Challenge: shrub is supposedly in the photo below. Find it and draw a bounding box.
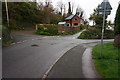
[78,27,114,39]
[45,24,58,35]
[80,24,86,30]
[37,24,44,31]
[36,24,58,35]
[104,30,114,39]
[2,25,13,46]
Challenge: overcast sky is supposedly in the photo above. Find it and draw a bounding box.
[38,0,119,23]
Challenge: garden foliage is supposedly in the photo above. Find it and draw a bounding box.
[36,24,58,36]
[78,27,114,39]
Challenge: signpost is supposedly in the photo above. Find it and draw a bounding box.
[98,0,112,57]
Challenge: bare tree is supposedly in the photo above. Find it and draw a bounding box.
[45,0,52,7]
[63,5,66,15]
[57,0,64,15]
[71,2,75,14]
[68,2,72,15]
[76,6,84,18]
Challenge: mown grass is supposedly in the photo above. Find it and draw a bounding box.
[92,42,119,78]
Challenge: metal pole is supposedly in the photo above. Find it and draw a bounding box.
[100,1,107,57]
[5,0,9,27]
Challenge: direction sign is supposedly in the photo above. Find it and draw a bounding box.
[99,10,111,15]
[98,0,112,15]
[99,0,112,10]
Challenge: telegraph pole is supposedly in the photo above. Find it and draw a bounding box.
[5,0,9,27]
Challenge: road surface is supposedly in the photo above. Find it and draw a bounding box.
[3,31,113,78]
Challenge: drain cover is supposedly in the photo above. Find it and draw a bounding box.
[38,39,42,40]
[31,44,39,47]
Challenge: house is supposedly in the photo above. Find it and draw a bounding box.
[58,22,66,26]
[80,18,84,25]
[58,14,83,33]
[106,25,114,31]
[64,15,81,27]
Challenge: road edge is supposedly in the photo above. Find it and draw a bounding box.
[82,47,101,78]
[42,44,78,79]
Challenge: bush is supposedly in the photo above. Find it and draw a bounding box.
[79,24,86,30]
[44,24,58,35]
[104,30,114,39]
[78,27,114,39]
[36,24,58,36]
[2,25,13,46]
[37,24,44,31]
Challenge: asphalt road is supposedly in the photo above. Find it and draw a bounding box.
[46,45,86,78]
[2,31,113,78]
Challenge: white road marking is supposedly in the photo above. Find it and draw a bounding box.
[35,38,38,40]
[11,43,15,45]
[43,36,48,38]
[17,42,22,44]
[22,40,27,42]
[24,40,27,42]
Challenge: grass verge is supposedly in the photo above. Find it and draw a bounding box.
[92,42,119,78]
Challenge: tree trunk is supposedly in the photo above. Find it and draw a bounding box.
[114,34,120,48]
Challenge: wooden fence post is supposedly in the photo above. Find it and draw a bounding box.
[36,24,38,31]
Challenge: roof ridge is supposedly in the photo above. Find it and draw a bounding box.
[65,14,79,20]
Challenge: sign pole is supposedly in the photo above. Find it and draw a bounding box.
[100,1,107,57]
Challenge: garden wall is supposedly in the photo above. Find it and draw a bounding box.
[58,26,80,33]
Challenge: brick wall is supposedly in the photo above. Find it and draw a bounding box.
[64,16,81,27]
[71,16,80,24]
[58,26,80,33]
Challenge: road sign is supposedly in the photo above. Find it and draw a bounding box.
[99,0,112,10]
[99,10,111,15]
[98,0,112,57]
[98,0,112,15]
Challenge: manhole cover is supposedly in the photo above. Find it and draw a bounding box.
[38,39,42,40]
[50,43,56,45]
[31,44,39,47]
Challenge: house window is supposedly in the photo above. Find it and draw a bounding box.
[74,23,78,26]
[74,18,78,21]
[67,24,69,26]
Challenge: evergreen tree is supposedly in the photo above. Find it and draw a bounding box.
[114,4,120,35]
[68,2,72,15]
[114,4,120,48]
